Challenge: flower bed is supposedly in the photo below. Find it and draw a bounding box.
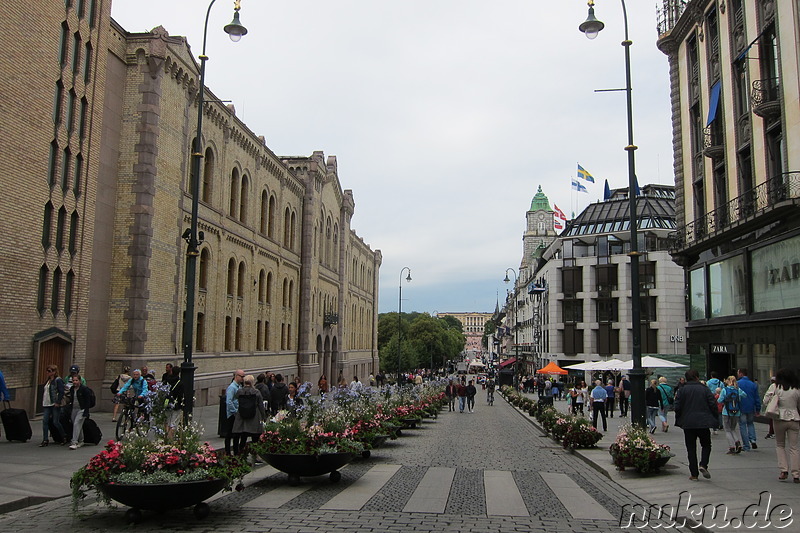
[609,424,673,473]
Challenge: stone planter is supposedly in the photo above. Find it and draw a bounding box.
[261,452,355,485]
[100,479,226,523]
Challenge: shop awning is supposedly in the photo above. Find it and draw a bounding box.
[498,357,517,369]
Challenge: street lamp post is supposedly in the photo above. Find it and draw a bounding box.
[181,0,248,424]
[503,268,519,389]
[397,267,412,383]
[579,0,645,427]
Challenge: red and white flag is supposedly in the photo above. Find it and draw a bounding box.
[553,204,567,230]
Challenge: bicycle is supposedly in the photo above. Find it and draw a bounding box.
[115,396,154,440]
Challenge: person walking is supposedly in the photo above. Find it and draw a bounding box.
[706,371,724,434]
[589,379,608,431]
[269,374,289,415]
[466,380,477,413]
[224,370,245,455]
[645,379,663,434]
[66,374,91,450]
[604,380,616,419]
[619,375,631,417]
[445,380,457,411]
[737,368,761,451]
[762,368,800,482]
[718,376,747,454]
[233,375,266,454]
[575,381,587,415]
[111,366,131,423]
[39,365,66,446]
[457,381,467,413]
[674,369,718,481]
[657,377,674,432]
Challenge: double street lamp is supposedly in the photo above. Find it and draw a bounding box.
[579,0,645,427]
[397,267,412,383]
[503,268,520,388]
[181,0,248,424]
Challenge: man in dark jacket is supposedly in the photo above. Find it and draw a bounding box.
[269,374,289,415]
[674,369,718,481]
[445,380,457,411]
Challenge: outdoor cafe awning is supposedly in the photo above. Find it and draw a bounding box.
[498,357,517,369]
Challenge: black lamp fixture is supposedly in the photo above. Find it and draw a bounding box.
[181,0,248,425]
[578,0,646,428]
[504,268,520,387]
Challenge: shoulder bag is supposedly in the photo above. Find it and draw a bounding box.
[765,387,781,419]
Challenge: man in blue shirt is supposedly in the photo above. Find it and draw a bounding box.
[224,369,245,455]
[737,368,761,451]
[590,379,608,431]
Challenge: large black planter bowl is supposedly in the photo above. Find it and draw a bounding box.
[262,452,355,485]
[100,479,226,523]
[400,417,422,429]
[360,435,390,458]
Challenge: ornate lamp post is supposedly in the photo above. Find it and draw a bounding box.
[503,268,520,388]
[397,267,412,383]
[181,0,248,424]
[579,0,645,427]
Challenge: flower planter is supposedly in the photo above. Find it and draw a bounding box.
[400,417,422,429]
[100,479,226,523]
[359,435,390,458]
[261,452,355,485]
[611,452,675,473]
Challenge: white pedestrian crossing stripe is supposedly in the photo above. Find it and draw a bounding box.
[403,466,456,514]
[483,470,528,516]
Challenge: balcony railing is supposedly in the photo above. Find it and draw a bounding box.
[702,126,724,160]
[657,0,687,37]
[751,77,781,119]
[669,172,800,251]
[323,312,339,326]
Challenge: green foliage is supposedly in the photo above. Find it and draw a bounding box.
[377,312,465,372]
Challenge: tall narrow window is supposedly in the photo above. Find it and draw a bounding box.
[258,270,265,303]
[288,279,294,308]
[224,316,232,351]
[260,191,268,234]
[38,265,49,313]
[78,97,88,139]
[68,211,78,255]
[290,211,296,251]
[284,208,291,247]
[264,321,270,350]
[266,272,273,303]
[88,0,96,28]
[42,202,54,248]
[73,154,83,196]
[202,147,214,203]
[83,42,92,83]
[256,320,263,350]
[77,0,86,18]
[48,141,59,186]
[287,324,291,350]
[51,267,62,314]
[239,175,248,224]
[235,317,242,351]
[71,33,81,75]
[61,147,71,192]
[226,258,236,296]
[65,89,76,133]
[199,248,209,290]
[56,207,67,252]
[196,313,205,352]
[229,168,239,218]
[268,196,276,238]
[64,270,75,315]
[237,262,245,298]
[59,22,69,66]
[53,81,64,125]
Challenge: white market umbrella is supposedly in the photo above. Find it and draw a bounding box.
[563,362,597,370]
[612,356,687,370]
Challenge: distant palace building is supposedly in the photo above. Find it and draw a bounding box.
[436,312,493,354]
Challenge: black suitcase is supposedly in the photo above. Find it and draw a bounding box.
[48,410,72,443]
[1,401,33,442]
[82,417,102,445]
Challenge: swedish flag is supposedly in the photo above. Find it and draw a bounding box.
[577,164,595,183]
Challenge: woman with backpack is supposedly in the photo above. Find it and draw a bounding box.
[233,375,266,455]
[718,375,747,454]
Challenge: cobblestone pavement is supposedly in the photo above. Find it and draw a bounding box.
[0,394,680,532]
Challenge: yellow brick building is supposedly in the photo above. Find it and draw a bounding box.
[0,2,380,415]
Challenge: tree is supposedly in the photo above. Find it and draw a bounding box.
[379,335,417,375]
[482,319,498,352]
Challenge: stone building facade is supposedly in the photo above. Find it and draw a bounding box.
[435,312,493,354]
[657,0,800,384]
[0,2,380,414]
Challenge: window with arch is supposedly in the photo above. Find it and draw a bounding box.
[226,258,236,296]
[280,323,286,350]
[266,271,273,303]
[287,323,291,350]
[282,278,288,307]
[188,137,197,197]
[283,207,291,248]
[229,168,240,218]
[260,191,268,234]
[202,147,214,204]
[224,316,232,351]
[290,211,296,251]
[268,195,276,238]
[264,321,270,350]
[199,248,210,290]
[332,227,338,269]
[239,174,248,224]
[235,317,242,351]
[325,218,332,265]
[196,312,205,351]
[237,261,245,298]
[258,269,266,303]
[288,279,294,308]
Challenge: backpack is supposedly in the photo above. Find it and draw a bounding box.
[723,386,739,415]
[86,386,97,408]
[238,392,257,419]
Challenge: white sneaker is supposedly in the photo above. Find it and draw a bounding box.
[69,443,78,450]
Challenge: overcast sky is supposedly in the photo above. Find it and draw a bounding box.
[111,0,674,314]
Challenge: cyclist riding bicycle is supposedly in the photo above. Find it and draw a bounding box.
[116,369,148,419]
[486,378,496,404]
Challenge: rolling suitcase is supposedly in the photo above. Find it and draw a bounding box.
[82,417,102,445]
[1,401,33,442]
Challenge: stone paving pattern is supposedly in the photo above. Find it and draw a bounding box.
[0,394,680,532]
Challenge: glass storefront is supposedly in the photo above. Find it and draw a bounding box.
[751,234,800,313]
[708,254,746,318]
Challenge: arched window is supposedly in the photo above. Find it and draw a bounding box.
[188,137,197,197]
[237,261,245,298]
[258,269,266,303]
[239,174,248,224]
[226,258,236,296]
[260,191,268,234]
[268,195,276,238]
[283,207,291,247]
[282,278,288,307]
[199,248,210,290]
[229,168,239,217]
[325,218,332,265]
[287,323,291,350]
[235,317,242,351]
[224,316,232,351]
[290,211,296,250]
[196,312,205,352]
[288,279,294,308]
[202,147,214,203]
[266,271,273,303]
